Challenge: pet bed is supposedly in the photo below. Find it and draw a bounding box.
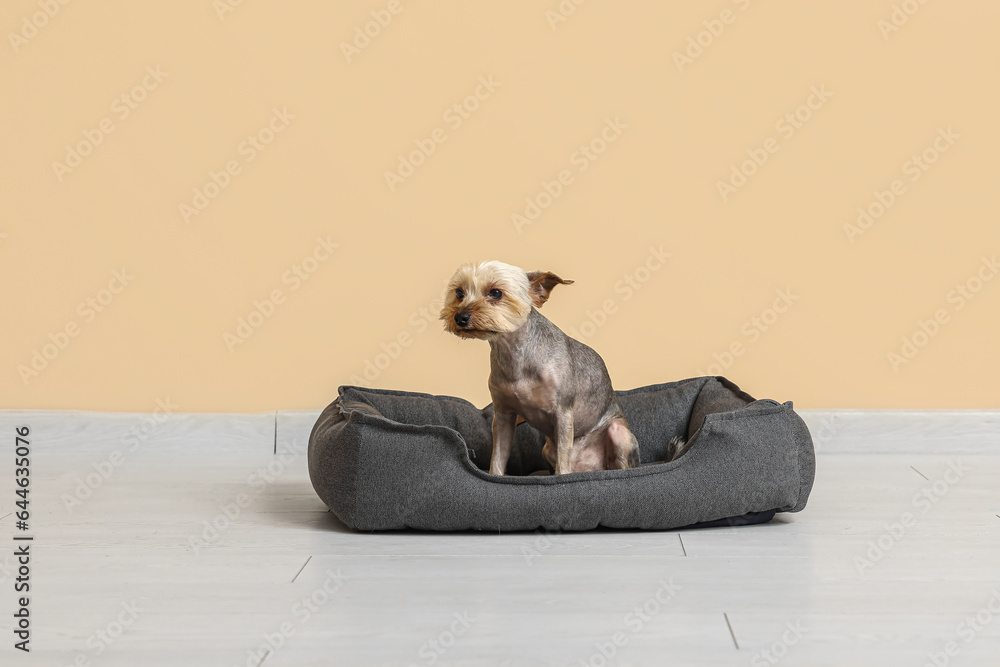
[307,376,815,532]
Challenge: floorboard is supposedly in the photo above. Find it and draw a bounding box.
[0,409,997,665]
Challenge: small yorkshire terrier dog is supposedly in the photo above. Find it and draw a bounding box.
[440,260,686,475]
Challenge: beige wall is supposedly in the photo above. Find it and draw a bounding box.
[2,1,998,412]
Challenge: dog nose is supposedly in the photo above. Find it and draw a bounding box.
[454,312,471,327]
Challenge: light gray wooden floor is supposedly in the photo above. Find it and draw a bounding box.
[0,408,998,666]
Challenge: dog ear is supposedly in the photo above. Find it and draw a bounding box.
[526,271,574,307]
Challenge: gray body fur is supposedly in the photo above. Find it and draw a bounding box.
[487,308,640,474]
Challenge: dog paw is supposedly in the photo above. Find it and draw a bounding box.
[667,435,688,461]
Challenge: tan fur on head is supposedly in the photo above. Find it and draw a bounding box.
[440,261,570,340]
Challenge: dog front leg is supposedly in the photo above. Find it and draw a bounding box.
[554,408,575,475]
[490,408,518,475]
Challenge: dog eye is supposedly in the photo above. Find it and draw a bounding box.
[488,289,502,300]
[455,288,465,301]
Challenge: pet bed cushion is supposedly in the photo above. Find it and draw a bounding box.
[307,376,815,532]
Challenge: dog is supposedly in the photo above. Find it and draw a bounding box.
[440,260,687,475]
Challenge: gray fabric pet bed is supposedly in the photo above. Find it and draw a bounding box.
[308,376,815,532]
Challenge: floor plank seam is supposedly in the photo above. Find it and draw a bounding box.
[257,648,271,666]
[291,556,312,583]
[723,612,739,649]
[677,533,687,557]
[273,410,278,455]
[910,465,929,480]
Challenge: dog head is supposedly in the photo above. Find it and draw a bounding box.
[439,261,573,340]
